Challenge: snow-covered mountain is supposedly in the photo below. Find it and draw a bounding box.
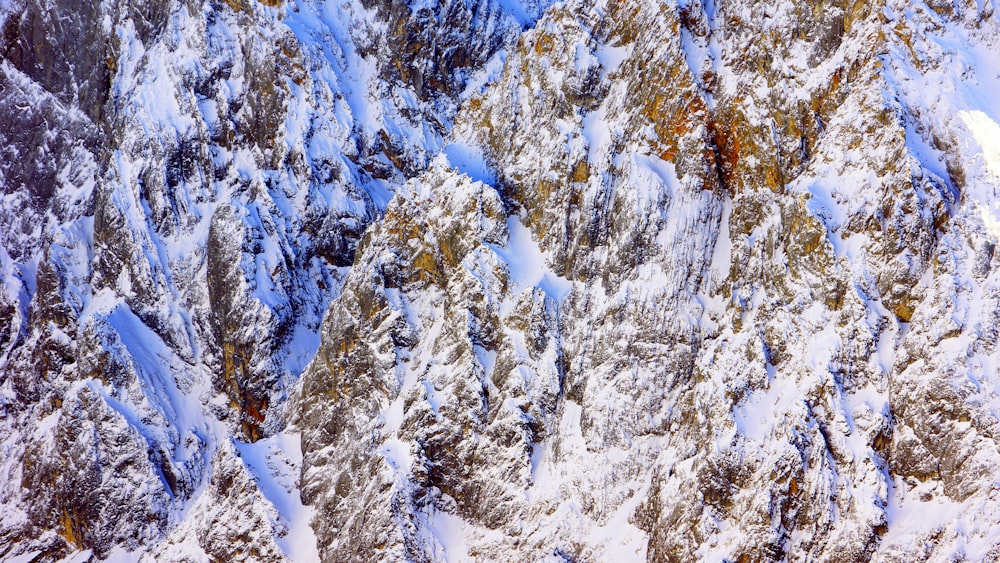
[2,0,1000,560]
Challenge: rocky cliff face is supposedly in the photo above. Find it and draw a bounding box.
[3,0,1000,561]
[0,0,543,558]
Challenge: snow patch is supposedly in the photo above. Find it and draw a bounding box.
[234,433,321,563]
[595,43,631,75]
[492,218,573,304]
[442,143,495,185]
[959,109,1000,179]
[379,438,414,474]
[424,509,471,563]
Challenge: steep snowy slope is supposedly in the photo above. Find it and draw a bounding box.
[3,0,1000,561]
[0,0,548,559]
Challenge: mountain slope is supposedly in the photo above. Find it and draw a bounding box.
[0,0,547,558]
[2,0,1000,561]
[297,0,1000,560]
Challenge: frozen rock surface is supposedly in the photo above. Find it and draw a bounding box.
[3,0,1000,561]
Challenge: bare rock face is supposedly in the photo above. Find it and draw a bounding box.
[359,0,547,103]
[4,0,1000,560]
